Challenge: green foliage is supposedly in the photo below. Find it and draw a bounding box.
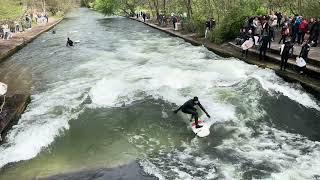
[211,0,265,43]
[94,0,145,16]
[0,0,23,21]
[46,0,74,16]
[94,0,120,15]
[91,0,320,43]
[180,14,202,33]
[300,1,320,18]
[81,0,95,7]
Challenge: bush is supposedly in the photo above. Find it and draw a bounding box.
[182,16,206,35]
[210,0,266,44]
[0,0,23,21]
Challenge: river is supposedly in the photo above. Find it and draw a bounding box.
[0,8,319,180]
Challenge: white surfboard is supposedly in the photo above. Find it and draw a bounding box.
[254,36,259,45]
[241,38,254,50]
[280,44,285,55]
[0,82,7,96]
[296,57,306,67]
[190,120,210,137]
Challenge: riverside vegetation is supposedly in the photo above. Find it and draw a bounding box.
[84,0,320,43]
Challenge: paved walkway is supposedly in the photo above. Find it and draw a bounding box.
[0,18,62,62]
[269,31,320,62]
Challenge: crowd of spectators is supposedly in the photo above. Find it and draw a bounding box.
[0,12,49,40]
[238,12,320,46]
[236,12,320,74]
[135,12,150,23]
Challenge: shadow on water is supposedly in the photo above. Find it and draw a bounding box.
[263,94,320,141]
[38,161,157,180]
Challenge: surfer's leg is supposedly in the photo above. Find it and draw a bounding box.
[182,109,199,125]
[183,109,201,128]
[193,111,202,128]
[190,114,195,122]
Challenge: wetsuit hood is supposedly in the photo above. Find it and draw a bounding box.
[193,97,199,103]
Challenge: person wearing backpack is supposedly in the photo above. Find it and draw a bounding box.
[291,15,301,43]
[298,18,308,44]
[279,23,289,44]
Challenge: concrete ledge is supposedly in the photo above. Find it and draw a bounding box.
[267,44,320,67]
[0,94,31,142]
[0,19,62,142]
[228,42,320,80]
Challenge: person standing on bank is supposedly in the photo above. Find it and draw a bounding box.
[241,30,254,58]
[298,41,311,74]
[172,16,177,30]
[279,23,289,44]
[259,34,271,60]
[280,40,294,71]
[174,97,211,129]
[142,13,146,22]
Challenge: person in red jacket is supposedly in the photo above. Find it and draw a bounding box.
[298,18,308,44]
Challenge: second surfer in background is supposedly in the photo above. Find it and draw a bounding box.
[66,37,74,47]
[174,97,211,128]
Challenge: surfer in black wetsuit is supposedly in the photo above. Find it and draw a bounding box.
[173,97,211,128]
[66,37,73,47]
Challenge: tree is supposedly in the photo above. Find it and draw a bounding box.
[95,0,119,15]
[95,0,145,16]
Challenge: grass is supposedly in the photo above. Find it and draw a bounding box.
[0,0,24,21]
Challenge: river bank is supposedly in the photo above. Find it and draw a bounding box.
[0,17,63,142]
[0,18,63,63]
[129,17,320,99]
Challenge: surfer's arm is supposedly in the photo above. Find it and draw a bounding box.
[198,103,210,118]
